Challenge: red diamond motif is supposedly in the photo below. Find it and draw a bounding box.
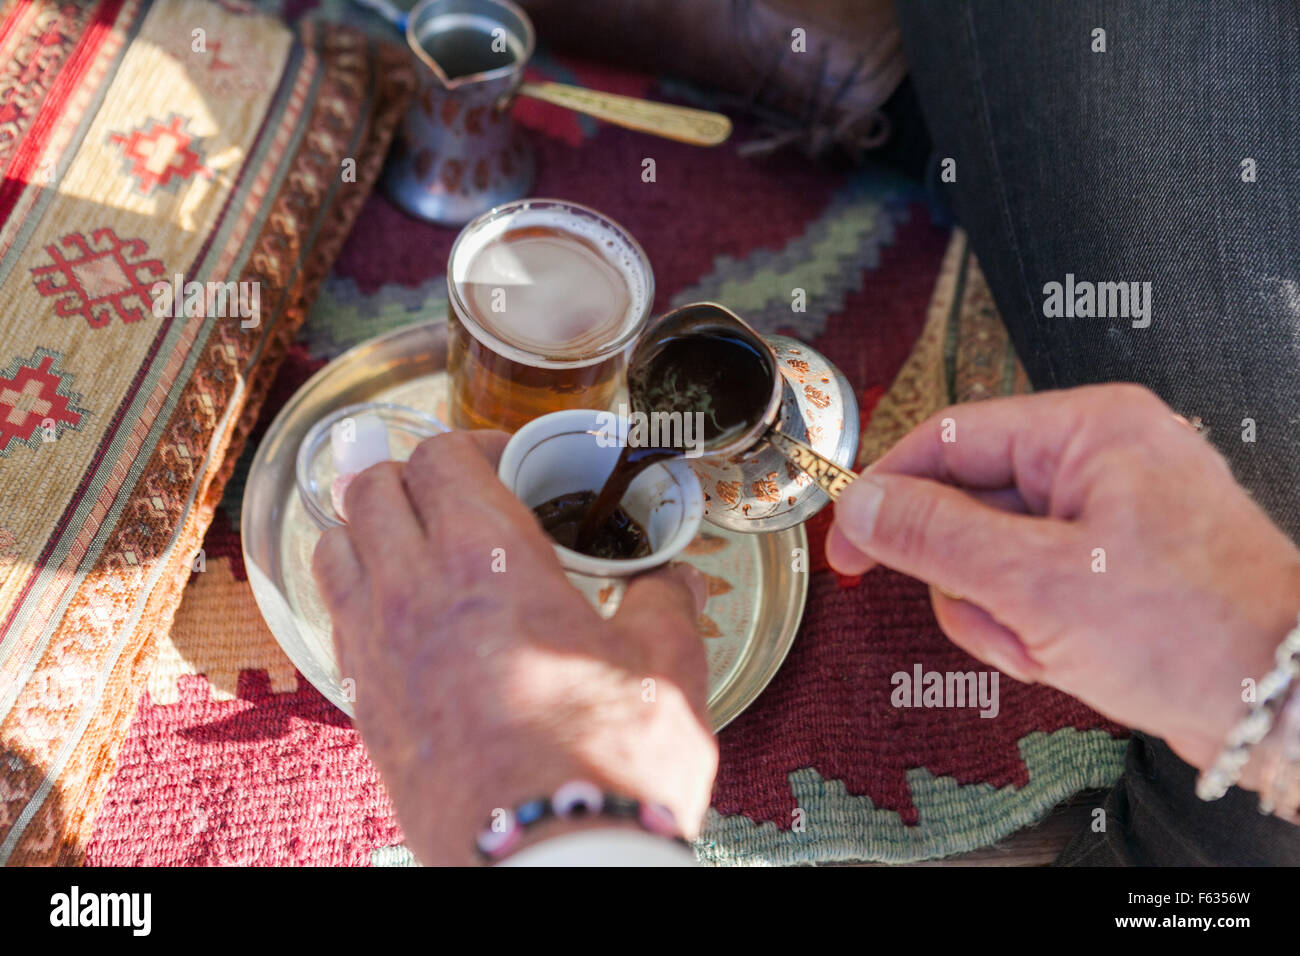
[109,113,213,195]
[0,349,87,454]
[30,228,166,328]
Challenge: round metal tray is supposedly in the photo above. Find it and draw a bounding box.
[242,317,807,730]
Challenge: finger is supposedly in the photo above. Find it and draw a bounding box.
[403,429,559,570]
[670,561,710,616]
[826,489,1029,580]
[835,471,1076,619]
[869,384,1170,513]
[968,486,1032,515]
[928,585,1041,684]
[612,564,709,705]
[825,520,875,575]
[312,526,366,619]
[452,429,510,470]
[615,563,704,634]
[312,530,367,680]
[827,487,1027,576]
[341,460,427,579]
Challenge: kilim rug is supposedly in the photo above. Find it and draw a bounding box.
[0,0,412,865]
[77,2,1129,866]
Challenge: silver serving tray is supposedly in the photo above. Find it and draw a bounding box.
[242,317,807,730]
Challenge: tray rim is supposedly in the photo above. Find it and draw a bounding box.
[241,317,807,731]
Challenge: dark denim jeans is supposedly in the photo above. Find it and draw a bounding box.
[894,0,1300,864]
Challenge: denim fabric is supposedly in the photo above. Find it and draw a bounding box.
[894,0,1300,864]
[896,0,1300,539]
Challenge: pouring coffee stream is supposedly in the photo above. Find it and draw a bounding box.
[572,304,860,556]
[572,325,771,552]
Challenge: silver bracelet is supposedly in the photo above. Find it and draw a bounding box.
[1195,613,1300,802]
[1258,683,1300,822]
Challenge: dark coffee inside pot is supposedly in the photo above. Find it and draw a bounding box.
[534,490,650,560]
[571,314,777,556]
[627,331,774,446]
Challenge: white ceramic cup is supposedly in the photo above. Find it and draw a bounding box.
[497,408,705,577]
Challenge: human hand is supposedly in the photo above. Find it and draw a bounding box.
[311,430,717,865]
[827,384,1300,787]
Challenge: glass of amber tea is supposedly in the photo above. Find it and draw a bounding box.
[445,198,654,432]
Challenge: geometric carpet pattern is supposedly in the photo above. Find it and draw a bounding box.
[83,3,1127,865]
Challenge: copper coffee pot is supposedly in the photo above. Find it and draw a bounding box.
[355,0,733,225]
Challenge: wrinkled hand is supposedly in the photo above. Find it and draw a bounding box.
[828,384,1300,786]
[312,430,717,865]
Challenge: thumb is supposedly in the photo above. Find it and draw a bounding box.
[611,563,710,707]
[613,562,707,634]
[834,472,1067,614]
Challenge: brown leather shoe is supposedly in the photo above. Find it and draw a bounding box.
[518,0,905,159]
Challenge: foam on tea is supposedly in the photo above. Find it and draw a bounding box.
[446,201,654,431]
[452,206,650,360]
[460,230,631,358]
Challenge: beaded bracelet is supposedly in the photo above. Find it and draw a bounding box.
[1195,613,1300,801]
[475,780,689,862]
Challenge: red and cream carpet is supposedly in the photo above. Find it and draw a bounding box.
[1,0,1127,866]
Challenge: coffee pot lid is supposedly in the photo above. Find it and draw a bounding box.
[692,334,859,533]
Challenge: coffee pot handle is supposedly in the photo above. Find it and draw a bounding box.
[763,429,859,501]
[518,81,732,147]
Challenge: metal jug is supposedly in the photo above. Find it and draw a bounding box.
[362,0,732,225]
[382,0,536,226]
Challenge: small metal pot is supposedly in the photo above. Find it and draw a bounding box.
[383,0,537,226]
